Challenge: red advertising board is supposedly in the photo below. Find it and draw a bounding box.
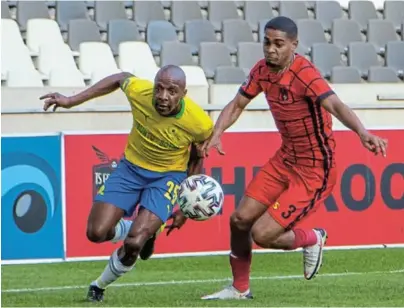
[64,130,404,258]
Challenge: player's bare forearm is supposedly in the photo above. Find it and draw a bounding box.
[214,93,252,136]
[68,72,133,107]
[322,94,367,136]
[187,144,203,176]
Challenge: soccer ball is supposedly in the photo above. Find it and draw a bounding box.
[177,174,224,221]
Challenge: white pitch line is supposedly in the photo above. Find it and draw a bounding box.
[2,269,404,294]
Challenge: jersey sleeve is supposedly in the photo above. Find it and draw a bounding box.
[298,66,335,103]
[238,61,263,99]
[120,76,138,97]
[194,112,214,143]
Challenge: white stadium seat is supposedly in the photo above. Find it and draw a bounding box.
[6,70,44,87]
[180,66,209,86]
[38,44,79,76]
[26,19,66,54]
[118,42,159,80]
[48,68,86,87]
[90,68,122,84]
[79,42,118,76]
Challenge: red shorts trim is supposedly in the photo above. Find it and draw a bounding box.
[245,155,337,230]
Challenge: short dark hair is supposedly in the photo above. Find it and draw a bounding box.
[264,16,298,39]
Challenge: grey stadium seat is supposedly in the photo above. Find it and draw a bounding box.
[384,1,404,30]
[17,1,50,30]
[208,1,240,31]
[94,1,127,31]
[368,67,400,83]
[279,1,309,21]
[56,1,89,32]
[296,19,327,54]
[134,1,165,31]
[348,0,378,30]
[311,43,342,78]
[160,42,194,67]
[331,66,362,83]
[386,41,404,77]
[315,0,343,31]
[2,1,11,18]
[146,20,178,55]
[238,42,263,75]
[244,1,274,32]
[332,19,362,52]
[184,19,217,54]
[108,19,141,55]
[68,19,101,51]
[171,1,203,30]
[223,19,255,54]
[348,42,381,77]
[200,42,232,78]
[215,66,246,84]
[367,20,398,53]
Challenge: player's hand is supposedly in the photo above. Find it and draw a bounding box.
[166,209,187,236]
[200,132,225,157]
[40,92,73,112]
[359,131,388,157]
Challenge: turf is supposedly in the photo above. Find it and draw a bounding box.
[2,248,404,307]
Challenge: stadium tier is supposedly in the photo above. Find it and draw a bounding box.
[1,0,404,87]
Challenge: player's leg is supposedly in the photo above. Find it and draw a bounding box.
[202,160,286,300]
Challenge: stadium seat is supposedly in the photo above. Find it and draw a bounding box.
[180,65,208,86]
[79,42,118,76]
[108,19,141,56]
[133,1,166,31]
[367,20,398,53]
[160,42,194,67]
[17,1,50,31]
[296,19,327,54]
[222,19,255,54]
[384,1,404,30]
[6,69,44,87]
[199,42,233,78]
[348,42,381,77]
[238,42,263,75]
[348,0,378,30]
[279,1,309,21]
[315,0,343,31]
[332,19,362,52]
[330,66,362,83]
[2,1,11,18]
[118,41,159,80]
[244,1,274,31]
[215,66,246,84]
[311,43,342,77]
[68,19,101,51]
[56,0,89,32]
[208,1,240,31]
[367,67,400,83]
[258,19,268,42]
[48,68,86,87]
[90,68,122,84]
[146,20,178,55]
[385,41,404,77]
[94,1,127,31]
[171,1,203,30]
[184,19,217,54]
[37,44,78,76]
[26,19,66,54]
[161,1,171,9]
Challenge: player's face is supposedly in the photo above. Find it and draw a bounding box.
[263,29,297,69]
[153,79,186,117]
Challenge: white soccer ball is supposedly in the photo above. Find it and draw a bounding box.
[177,174,224,221]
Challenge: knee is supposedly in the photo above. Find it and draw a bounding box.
[230,211,252,232]
[86,224,109,243]
[251,226,277,248]
[123,228,153,256]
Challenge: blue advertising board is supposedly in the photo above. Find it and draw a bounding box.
[1,135,64,260]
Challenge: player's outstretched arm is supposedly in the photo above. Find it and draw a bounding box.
[40,72,133,112]
[322,94,388,157]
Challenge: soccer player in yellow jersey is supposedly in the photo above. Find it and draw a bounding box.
[40,65,213,302]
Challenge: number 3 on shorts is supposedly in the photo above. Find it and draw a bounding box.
[164,181,180,205]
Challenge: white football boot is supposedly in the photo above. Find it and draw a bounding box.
[303,228,328,280]
[201,285,253,300]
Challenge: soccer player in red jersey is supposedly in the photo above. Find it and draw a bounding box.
[201,16,388,300]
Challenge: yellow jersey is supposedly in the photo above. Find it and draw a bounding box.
[121,76,213,172]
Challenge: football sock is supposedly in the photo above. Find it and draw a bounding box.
[230,253,251,293]
[291,228,318,249]
[111,219,132,243]
[92,249,134,289]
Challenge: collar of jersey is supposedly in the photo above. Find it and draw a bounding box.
[172,98,185,119]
